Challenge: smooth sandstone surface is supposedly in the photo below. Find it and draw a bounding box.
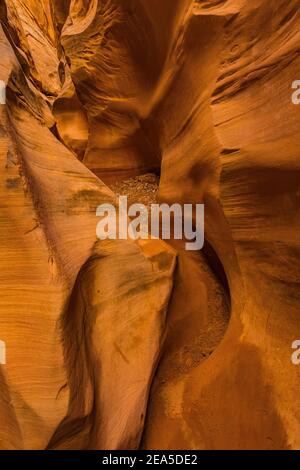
[0,2,175,450]
[0,0,300,450]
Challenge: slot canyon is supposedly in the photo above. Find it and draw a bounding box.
[0,0,300,450]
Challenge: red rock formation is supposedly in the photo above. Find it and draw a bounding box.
[0,1,175,450]
[1,0,300,450]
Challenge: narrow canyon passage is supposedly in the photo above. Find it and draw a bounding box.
[108,173,231,449]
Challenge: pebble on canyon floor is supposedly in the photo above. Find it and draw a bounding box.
[108,173,159,208]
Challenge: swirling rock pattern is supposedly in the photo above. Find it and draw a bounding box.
[0,0,300,450]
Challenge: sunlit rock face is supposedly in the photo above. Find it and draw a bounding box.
[0,1,175,450]
[1,0,300,450]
